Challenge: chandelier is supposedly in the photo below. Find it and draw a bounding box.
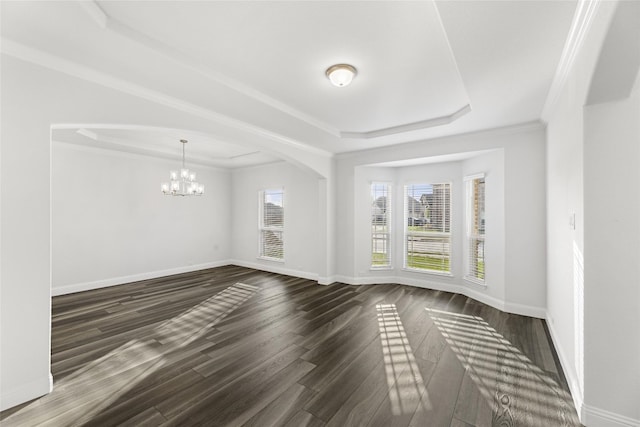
[161,139,204,196]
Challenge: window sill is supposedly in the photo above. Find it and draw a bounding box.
[402,268,453,278]
[463,277,487,288]
[257,256,285,263]
[370,266,394,271]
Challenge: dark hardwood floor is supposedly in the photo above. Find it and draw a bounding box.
[1,266,581,426]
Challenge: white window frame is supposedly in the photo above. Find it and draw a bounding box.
[464,173,485,285]
[403,182,452,276]
[371,182,392,269]
[258,188,284,262]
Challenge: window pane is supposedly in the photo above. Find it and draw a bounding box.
[371,183,391,267]
[262,190,284,228]
[406,234,450,272]
[260,189,284,260]
[405,183,451,273]
[468,237,485,280]
[261,230,283,259]
[465,177,485,282]
[372,233,390,266]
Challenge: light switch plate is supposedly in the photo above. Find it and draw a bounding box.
[569,212,576,230]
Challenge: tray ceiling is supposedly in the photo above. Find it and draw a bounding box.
[1,0,578,162]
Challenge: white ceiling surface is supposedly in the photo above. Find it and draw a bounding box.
[2,1,577,164]
[52,128,281,169]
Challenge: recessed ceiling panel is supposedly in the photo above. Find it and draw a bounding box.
[52,127,282,169]
[3,0,579,153]
[98,1,470,133]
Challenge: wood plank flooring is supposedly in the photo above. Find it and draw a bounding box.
[0,266,581,426]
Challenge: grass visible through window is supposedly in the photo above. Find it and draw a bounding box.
[372,252,389,266]
[406,254,450,272]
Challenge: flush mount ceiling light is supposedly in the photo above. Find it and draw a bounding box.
[326,64,357,87]
[161,139,204,196]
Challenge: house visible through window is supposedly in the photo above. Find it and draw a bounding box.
[465,174,485,283]
[404,183,451,274]
[371,183,391,268]
[259,189,284,260]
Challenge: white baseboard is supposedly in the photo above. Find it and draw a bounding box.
[53,262,546,319]
[583,404,640,427]
[228,259,319,282]
[52,260,231,296]
[332,275,359,284]
[0,372,52,412]
[503,301,547,319]
[317,276,335,285]
[326,274,544,319]
[396,276,545,318]
[546,312,584,423]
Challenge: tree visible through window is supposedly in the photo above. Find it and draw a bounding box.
[259,189,284,260]
[404,183,451,273]
[465,175,485,283]
[371,183,391,268]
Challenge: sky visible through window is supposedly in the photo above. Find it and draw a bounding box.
[265,191,283,206]
[407,184,433,198]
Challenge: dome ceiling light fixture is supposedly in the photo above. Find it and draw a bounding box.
[326,64,357,87]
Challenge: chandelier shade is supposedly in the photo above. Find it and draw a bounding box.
[161,139,204,196]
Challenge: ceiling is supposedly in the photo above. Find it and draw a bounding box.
[52,127,282,169]
[1,1,577,167]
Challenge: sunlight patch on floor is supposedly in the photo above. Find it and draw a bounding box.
[376,303,431,415]
[425,307,577,425]
[2,282,259,427]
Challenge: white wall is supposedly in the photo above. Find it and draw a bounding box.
[51,142,231,295]
[1,57,53,413]
[583,70,640,424]
[544,2,640,424]
[335,125,546,318]
[503,140,547,311]
[230,161,320,279]
[0,52,331,411]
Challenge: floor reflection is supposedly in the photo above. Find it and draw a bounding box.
[425,308,579,425]
[3,282,258,426]
[376,303,430,415]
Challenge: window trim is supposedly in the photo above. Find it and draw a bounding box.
[403,181,453,276]
[258,188,285,262]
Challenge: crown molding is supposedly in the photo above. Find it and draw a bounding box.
[1,38,333,160]
[336,120,544,158]
[541,0,602,122]
[340,104,471,139]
